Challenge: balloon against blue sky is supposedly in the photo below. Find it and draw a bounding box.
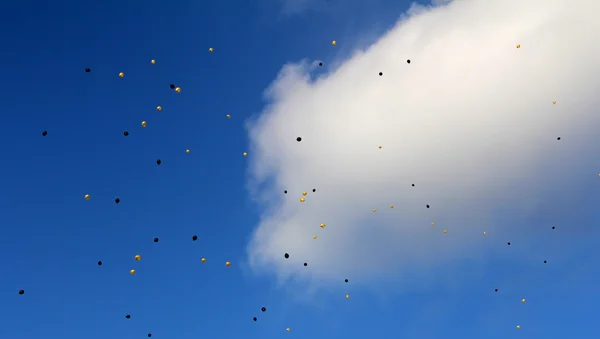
[1,0,599,338]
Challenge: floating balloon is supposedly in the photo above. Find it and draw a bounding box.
[553,100,557,104]
[84,194,90,200]
[332,40,336,46]
[151,59,156,64]
[226,114,231,118]
[119,72,124,78]
[483,231,487,235]
[522,298,526,303]
[302,192,307,196]
[346,294,350,299]
[390,205,394,208]
[300,197,305,202]
[320,223,326,228]
[175,87,181,93]
[130,269,136,275]
[243,152,247,156]
[443,229,447,234]
[286,328,291,332]
[516,325,520,329]
[225,261,231,267]
[135,254,141,261]
[209,48,214,52]
[156,106,162,111]
[313,235,317,239]
[372,209,376,212]
[141,121,147,127]
[186,149,190,153]
[201,258,206,263]
[378,145,382,149]
[516,44,520,48]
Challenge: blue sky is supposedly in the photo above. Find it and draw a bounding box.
[1,0,599,338]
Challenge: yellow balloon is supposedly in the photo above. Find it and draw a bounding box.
[553,100,557,104]
[286,328,291,332]
[332,40,336,46]
[378,145,382,149]
[516,325,521,329]
[209,48,214,52]
[313,235,317,239]
[431,222,435,226]
[443,229,447,234]
[372,209,376,212]
[134,254,141,261]
[483,231,487,235]
[141,121,147,127]
[243,152,247,156]
[130,269,136,275]
[156,106,162,111]
[320,223,326,228]
[151,59,156,64]
[119,72,124,78]
[186,149,190,153]
[346,294,350,299]
[302,192,307,196]
[201,258,206,263]
[84,194,90,200]
[300,197,305,202]
[175,87,181,93]
[226,114,231,119]
[225,261,231,267]
[516,44,520,48]
[390,205,394,208]
[522,298,526,303]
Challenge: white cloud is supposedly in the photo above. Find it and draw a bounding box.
[245,0,600,292]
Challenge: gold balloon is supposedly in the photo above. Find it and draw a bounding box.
[84,194,90,200]
[390,205,394,208]
[346,294,350,299]
[320,223,326,228]
[134,254,141,261]
[302,192,307,196]
[243,152,247,156]
[300,197,305,202]
[553,100,556,104]
[186,149,190,153]
[226,114,231,119]
[130,269,136,275]
[151,59,156,64]
[516,325,520,329]
[483,231,487,235]
[201,258,206,263]
[443,229,447,234]
[378,145,382,149]
[372,209,376,212]
[141,121,147,127]
[175,87,181,93]
[521,298,526,303]
[225,261,231,267]
[431,222,435,226]
[119,72,124,78]
[516,44,520,48]
[313,235,317,239]
[286,328,290,332]
[332,40,336,46]
[209,48,214,52]
[156,106,162,111]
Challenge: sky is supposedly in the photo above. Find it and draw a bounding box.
[0,0,599,338]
